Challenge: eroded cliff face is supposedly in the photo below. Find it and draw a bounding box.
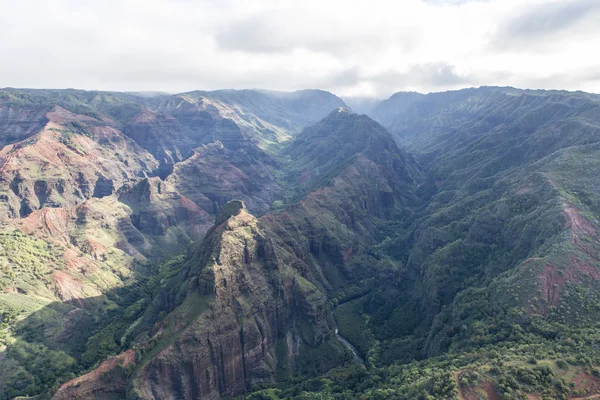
[118,176,214,242]
[0,106,158,219]
[0,88,352,400]
[167,141,282,216]
[0,103,197,322]
[54,201,336,399]
[15,87,600,400]
[0,88,343,314]
[0,101,50,148]
[135,202,322,399]
[49,108,424,400]
[1,88,431,400]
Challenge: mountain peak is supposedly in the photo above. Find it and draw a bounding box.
[325,105,353,115]
[215,200,247,226]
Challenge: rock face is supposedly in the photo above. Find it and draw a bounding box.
[132,201,331,399]
[0,106,158,219]
[166,140,282,217]
[10,85,600,400]
[54,201,337,399]
[0,87,350,399]
[118,177,214,240]
[50,109,423,400]
[0,87,346,254]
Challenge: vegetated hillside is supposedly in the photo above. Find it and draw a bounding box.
[3,85,600,400]
[243,87,600,400]
[52,109,424,399]
[282,108,419,198]
[0,88,346,399]
[370,91,424,129]
[195,89,348,135]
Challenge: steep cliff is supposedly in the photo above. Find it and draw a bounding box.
[0,88,348,399]
[54,201,344,399]
[9,86,600,400]
[51,110,423,400]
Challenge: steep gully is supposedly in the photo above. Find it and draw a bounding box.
[333,304,366,367]
[334,324,365,367]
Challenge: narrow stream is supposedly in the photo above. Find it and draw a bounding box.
[334,322,366,366]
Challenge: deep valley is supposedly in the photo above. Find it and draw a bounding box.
[1,86,600,400]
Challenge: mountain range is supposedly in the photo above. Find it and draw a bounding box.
[1,86,600,399]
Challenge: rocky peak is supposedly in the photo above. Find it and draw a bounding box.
[335,106,352,114]
[214,199,247,226]
[283,107,417,194]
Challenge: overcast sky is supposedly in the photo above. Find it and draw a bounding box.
[1,0,599,98]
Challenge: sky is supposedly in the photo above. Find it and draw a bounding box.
[0,0,599,98]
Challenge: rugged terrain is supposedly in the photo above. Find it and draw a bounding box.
[0,88,346,398]
[1,86,600,400]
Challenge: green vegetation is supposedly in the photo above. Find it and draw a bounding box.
[0,231,65,350]
[244,317,600,399]
[0,88,155,123]
[3,86,600,399]
[0,231,60,288]
[0,243,188,399]
[240,88,600,399]
[334,298,373,359]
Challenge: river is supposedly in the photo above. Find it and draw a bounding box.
[334,322,366,366]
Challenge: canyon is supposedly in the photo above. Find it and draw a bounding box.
[1,86,600,399]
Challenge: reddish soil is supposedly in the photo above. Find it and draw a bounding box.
[529,394,600,400]
[19,207,72,244]
[526,370,600,400]
[571,371,600,397]
[52,270,88,306]
[131,109,159,123]
[179,195,204,213]
[56,349,136,393]
[539,264,564,308]
[46,105,103,125]
[563,201,597,248]
[480,382,501,400]
[343,246,353,262]
[63,248,96,273]
[534,201,600,312]
[86,238,107,261]
[460,371,600,400]
[538,255,600,310]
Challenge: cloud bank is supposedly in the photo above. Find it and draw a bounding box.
[0,0,598,97]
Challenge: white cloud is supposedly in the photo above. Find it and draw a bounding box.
[0,0,598,98]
